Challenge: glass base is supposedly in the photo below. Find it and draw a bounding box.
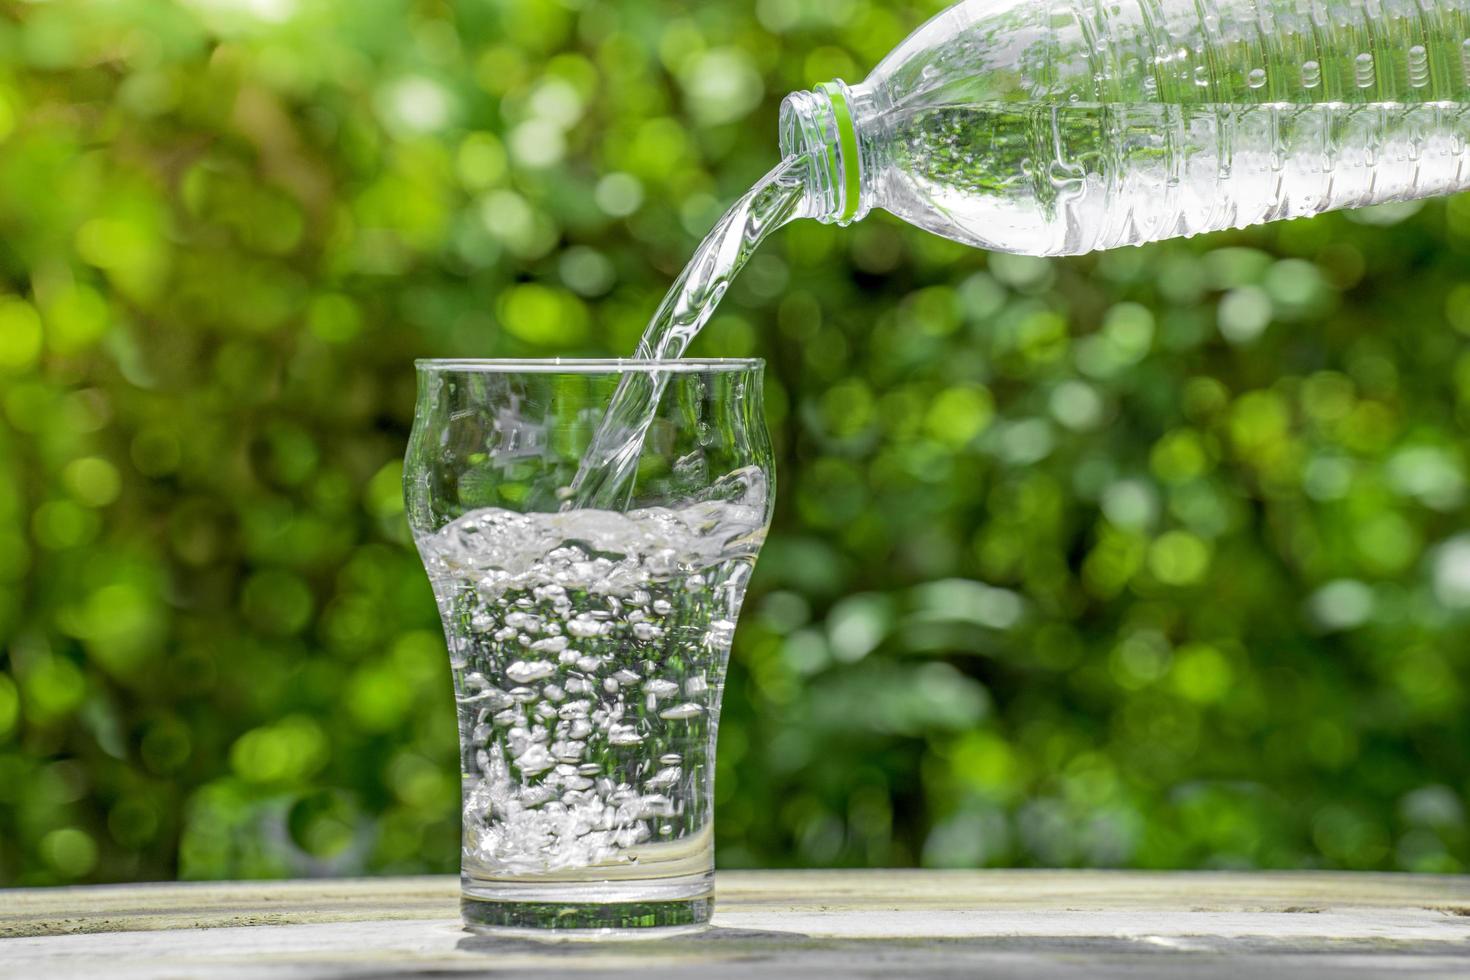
[461,872,713,939]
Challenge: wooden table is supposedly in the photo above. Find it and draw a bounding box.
[3,871,1469,977]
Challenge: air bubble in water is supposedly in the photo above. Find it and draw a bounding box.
[608,724,644,745]
[422,498,764,877]
[513,743,554,776]
[550,740,586,762]
[643,679,680,698]
[568,616,603,639]
[533,584,567,604]
[646,766,681,788]
[505,611,542,632]
[506,660,555,683]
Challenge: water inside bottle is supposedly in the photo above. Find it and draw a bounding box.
[884,99,1469,256]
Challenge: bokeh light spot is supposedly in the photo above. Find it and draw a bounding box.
[1148,530,1211,586]
[0,298,43,371]
[240,569,314,636]
[925,385,993,447]
[62,457,122,508]
[40,827,98,878]
[1431,535,1470,610]
[594,173,645,218]
[1308,579,1375,631]
[0,673,19,738]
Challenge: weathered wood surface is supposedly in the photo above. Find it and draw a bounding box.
[3,871,1468,978]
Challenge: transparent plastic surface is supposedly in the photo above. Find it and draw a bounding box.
[793,0,1470,255]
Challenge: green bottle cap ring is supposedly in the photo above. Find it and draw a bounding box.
[817,81,860,223]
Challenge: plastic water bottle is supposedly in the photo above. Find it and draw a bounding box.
[779,0,1470,256]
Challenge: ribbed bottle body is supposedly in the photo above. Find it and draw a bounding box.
[860,0,1470,255]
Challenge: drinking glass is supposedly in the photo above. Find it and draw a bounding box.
[403,359,774,937]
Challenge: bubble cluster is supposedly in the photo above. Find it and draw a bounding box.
[417,499,764,877]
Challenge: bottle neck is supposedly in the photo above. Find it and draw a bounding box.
[779,79,875,226]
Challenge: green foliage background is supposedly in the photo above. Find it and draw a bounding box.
[1,0,1468,885]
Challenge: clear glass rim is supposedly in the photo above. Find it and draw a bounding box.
[415,358,763,374]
